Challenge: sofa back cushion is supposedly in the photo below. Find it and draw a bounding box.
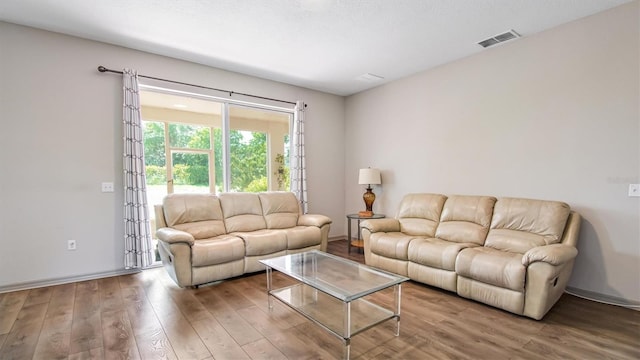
[259,192,300,229]
[162,193,226,239]
[485,197,570,254]
[219,192,267,232]
[435,195,496,245]
[397,193,447,236]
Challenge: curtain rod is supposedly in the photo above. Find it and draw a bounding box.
[97,66,300,106]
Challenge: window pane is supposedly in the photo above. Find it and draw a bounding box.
[142,120,167,225]
[229,105,290,192]
[169,123,211,149]
[229,130,267,192]
[142,120,167,187]
[172,152,210,193]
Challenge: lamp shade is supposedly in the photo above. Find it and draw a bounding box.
[358,168,381,185]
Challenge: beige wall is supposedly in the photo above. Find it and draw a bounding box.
[346,2,639,302]
[0,22,345,289]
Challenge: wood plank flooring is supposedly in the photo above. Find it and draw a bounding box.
[0,239,638,359]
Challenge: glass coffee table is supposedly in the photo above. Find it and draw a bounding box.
[259,250,409,359]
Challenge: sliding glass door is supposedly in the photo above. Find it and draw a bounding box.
[139,88,293,242]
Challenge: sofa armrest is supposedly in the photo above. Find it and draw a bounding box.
[360,218,400,233]
[298,214,332,228]
[156,227,195,246]
[522,244,578,266]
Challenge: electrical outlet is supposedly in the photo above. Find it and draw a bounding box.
[101,182,114,193]
[68,239,77,251]
[629,184,640,197]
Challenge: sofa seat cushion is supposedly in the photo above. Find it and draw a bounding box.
[232,229,287,256]
[191,235,245,267]
[370,232,416,261]
[456,247,525,291]
[408,238,478,271]
[281,226,321,250]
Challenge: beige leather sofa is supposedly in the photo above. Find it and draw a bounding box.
[154,191,332,288]
[361,193,581,320]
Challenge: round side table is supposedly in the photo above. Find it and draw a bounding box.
[346,213,385,254]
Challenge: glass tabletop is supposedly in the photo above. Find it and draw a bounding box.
[260,250,408,302]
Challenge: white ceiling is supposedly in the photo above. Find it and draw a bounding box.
[0,0,631,96]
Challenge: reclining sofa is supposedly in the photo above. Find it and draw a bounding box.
[361,193,581,320]
[154,191,332,288]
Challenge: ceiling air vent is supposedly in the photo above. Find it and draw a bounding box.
[478,29,520,48]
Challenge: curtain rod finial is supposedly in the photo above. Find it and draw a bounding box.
[97,66,107,72]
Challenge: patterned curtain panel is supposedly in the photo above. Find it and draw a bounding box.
[291,101,308,214]
[122,69,154,269]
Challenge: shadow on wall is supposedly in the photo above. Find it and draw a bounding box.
[373,170,390,216]
[570,214,640,306]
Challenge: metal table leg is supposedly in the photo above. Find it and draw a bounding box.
[343,301,352,359]
[266,267,273,310]
[347,217,352,254]
[394,283,402,336]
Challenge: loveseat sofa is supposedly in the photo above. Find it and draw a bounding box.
[154,191,332,288]
[360,193,581,320]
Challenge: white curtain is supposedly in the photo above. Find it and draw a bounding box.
[291,101,308,213]
[122,69,154,269]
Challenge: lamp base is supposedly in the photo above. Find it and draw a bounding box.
[362,186,376,217]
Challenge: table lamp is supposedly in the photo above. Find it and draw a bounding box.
[358,168,381,217]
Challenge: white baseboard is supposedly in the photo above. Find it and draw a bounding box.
[565,286,640,310]
[0,268,141,294]
[328,235,347,242]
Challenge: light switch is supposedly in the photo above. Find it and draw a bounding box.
[101,182,114,193]
[629,184,640,197]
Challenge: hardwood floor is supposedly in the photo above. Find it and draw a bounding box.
[1,240,638,359]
